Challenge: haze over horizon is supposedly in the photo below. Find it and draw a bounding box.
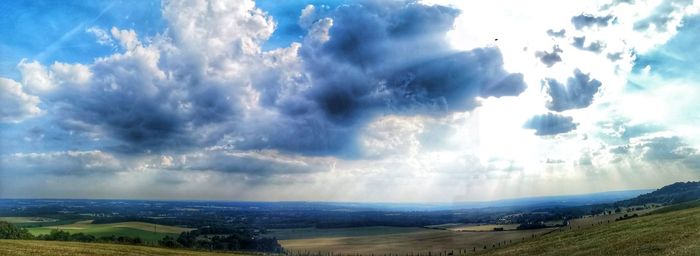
[1,0,700,202]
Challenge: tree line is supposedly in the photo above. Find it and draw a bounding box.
[157,226,283,253]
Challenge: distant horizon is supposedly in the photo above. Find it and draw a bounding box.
[0,187,657,205]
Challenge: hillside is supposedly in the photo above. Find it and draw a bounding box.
[616,181,700,206]
[479,204,700,255]
[0,239,254,256]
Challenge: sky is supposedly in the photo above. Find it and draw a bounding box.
[1,0,699,202]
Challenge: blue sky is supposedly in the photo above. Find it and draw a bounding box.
[1,0,699,202]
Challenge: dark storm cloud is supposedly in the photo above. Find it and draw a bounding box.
[523,113,578,136]
[571,14,615,29]
[296,2,526,124]
[48,47,232,153]
[536,46,563,67]
[243,1,526,156]
[544,69,602,112]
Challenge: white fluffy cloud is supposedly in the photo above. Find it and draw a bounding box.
[0,78,41,123]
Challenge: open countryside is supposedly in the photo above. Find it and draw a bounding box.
[2,0,700,255]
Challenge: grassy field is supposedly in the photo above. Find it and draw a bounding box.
[425,223,521,232]
[478,205,700,255]
[270,226,554,254]
[0,239,254,256]
[0,217,57,224]
[25,220,193,243]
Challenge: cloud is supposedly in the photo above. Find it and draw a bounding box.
[7,0,527,158]
[572,36,605,53]
[637,136,698,162]
[545,69,602,112]
[297,2,526,124]
[571,14,614,29]
[632,0,698,33]
[1,150,122,176]
[0,78,41,123]
[523,113,577,136]
[18,59,55,93]
[546,29,566,37]
[86,26,115,47]
[159,149,334,178]
[535,46,563,67]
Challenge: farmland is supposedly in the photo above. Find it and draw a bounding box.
[0,217,57,224]
[270,226,554,254]
[426,224,521,232]
[24,220,192,243]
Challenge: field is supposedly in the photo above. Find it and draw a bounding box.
[567,207,659,229]
[25,220,193,243]
[0,239,253,256]
[269,226,554,254]
[478,205,700,255]
[0,217,57,224]
[426,224,521,232]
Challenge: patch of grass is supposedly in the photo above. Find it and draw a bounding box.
[478,204,700,256]
[0,239,253,256]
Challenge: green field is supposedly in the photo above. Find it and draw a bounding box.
[25,220,193,243]
[0,239,253,256]
[269,226,553,254]
[0,217,57,224]
[479,205,700,255]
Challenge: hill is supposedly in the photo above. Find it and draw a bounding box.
[615,181,700,206]
[0,239,254,256]
[478,203,700,255]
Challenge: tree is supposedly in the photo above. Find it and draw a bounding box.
[0,221,33,239]
[158,235,180,248]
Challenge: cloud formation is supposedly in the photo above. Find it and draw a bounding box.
[296,2,526,122]
[0,78,41,123]
[571,14,614,29]
[536,46,563,67]
[523,113,577,136]
[545,69,602,112]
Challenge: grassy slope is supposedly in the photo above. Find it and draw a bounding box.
[26,220,193,243]
[0,239,253,256]
[479,205,700,256]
